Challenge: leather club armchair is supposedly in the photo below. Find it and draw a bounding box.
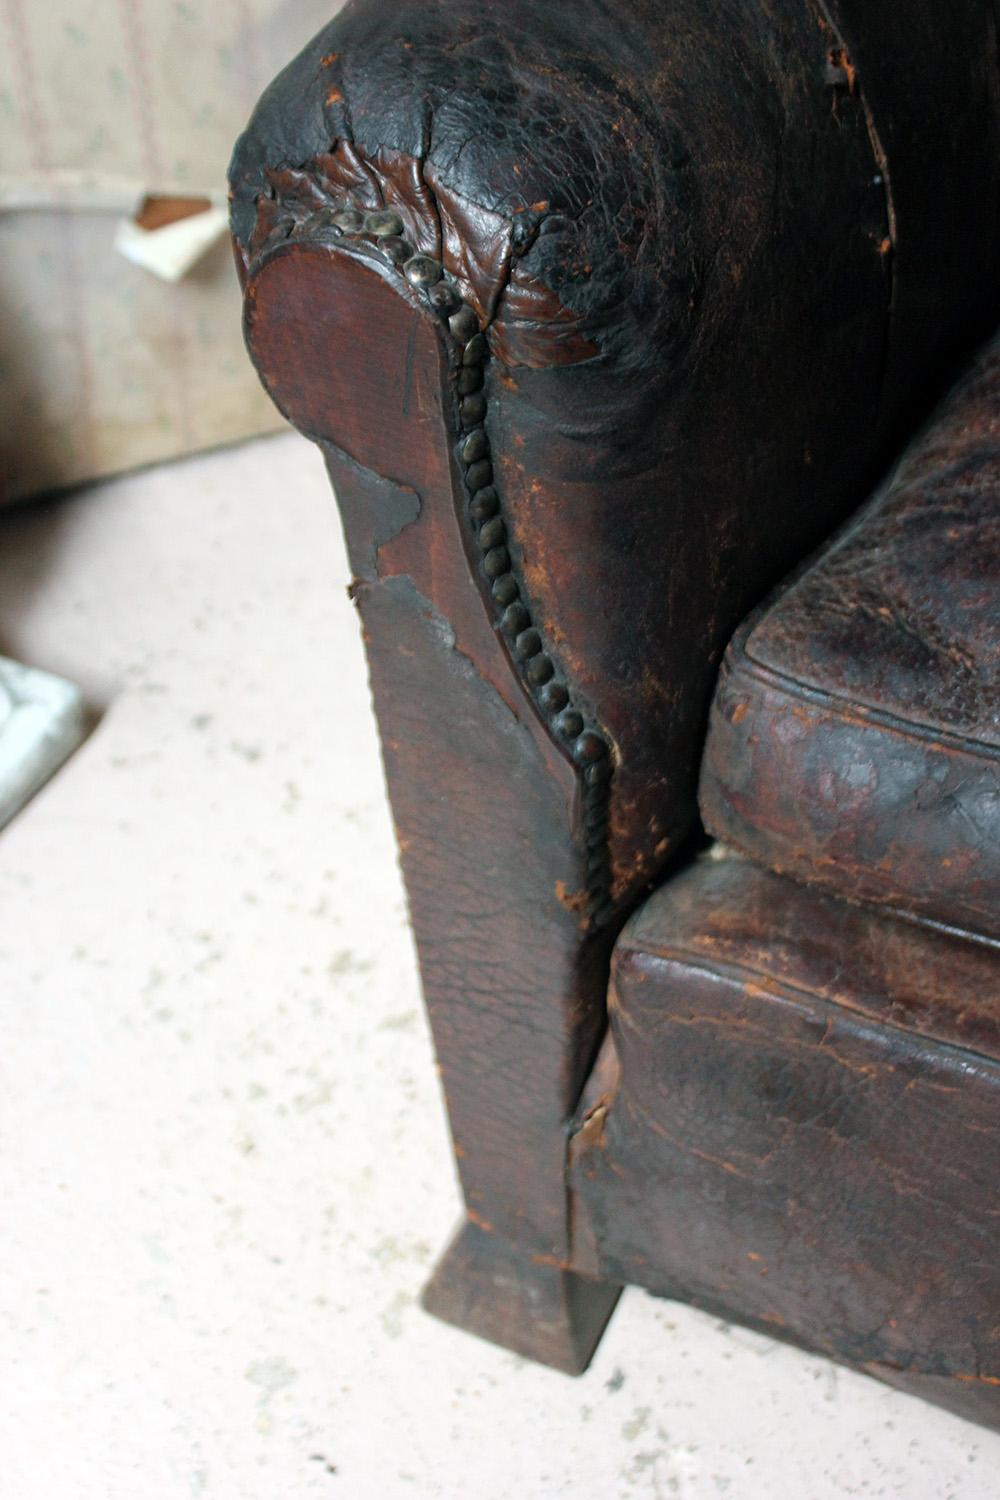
[230,0,1000,1430]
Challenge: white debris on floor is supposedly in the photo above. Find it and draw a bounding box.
[0,656,86,829]
[0,432,994,1500]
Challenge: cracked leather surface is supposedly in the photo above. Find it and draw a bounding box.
[233,0,1000,900]
[572,853,1000,1428]
[700,330,1000,942]
[231,0,1000,384]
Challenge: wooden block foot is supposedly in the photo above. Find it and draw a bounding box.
[422,1221,621,1375]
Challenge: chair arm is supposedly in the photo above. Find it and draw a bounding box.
[231,0,1000,1260]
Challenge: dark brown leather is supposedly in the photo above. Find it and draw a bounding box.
[571,853,1000,1429]
[232,0,1000,904]
[700,332,1000,941]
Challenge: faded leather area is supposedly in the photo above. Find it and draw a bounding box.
[700,332,1000,942]
[571,855,1000,1422]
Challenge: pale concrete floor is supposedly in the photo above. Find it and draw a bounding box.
[0,432,996,1500]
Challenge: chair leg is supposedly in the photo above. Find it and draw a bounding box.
[422,1220,621,1375]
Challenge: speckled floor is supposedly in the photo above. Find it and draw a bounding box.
[0,432,996,1499]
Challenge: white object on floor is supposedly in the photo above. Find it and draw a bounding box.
[0,656,86,829]
[0,432,995,1500]
[114,201,230,282]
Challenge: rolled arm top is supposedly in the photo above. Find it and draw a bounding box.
[231,0,1000,904]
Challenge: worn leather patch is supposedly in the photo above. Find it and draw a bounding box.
[701,332,1000,941]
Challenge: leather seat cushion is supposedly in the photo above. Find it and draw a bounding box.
[699,333,1000,940]
[570,853,1000,1427]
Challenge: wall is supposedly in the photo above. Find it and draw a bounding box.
[0,0,341,500]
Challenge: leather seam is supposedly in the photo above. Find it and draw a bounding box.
[736,636,1000,766]
[619,948,1000,1069]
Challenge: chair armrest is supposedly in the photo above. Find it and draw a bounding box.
[231,0,1000,1260]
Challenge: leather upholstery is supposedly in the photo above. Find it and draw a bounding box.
[235,0,1000,1401]
[232,0,1000,905]
[700,332,1000,942]
[572,852,1000,1428]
